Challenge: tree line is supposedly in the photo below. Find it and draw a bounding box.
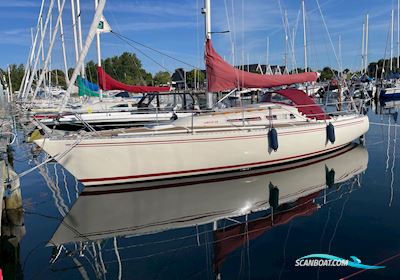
[11,51,397,93]
[1,52,208,93]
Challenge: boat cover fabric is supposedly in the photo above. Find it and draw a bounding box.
[265,89,330,120]
[77,75,99,97]
[213,191,320,272]
[205,39,319,92]
[97,66,170,93]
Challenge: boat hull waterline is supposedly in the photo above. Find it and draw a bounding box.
[34,115,369,186]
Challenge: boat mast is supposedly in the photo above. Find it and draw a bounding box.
[23,0,55,101]
[95,0,103,101]
[204,0,213,108]
[364,14,369,74]
[70,0,79,65]
[57,0,70,85]
[361,22,365,74]
[302,0,308,72]
[266,36,269,66]
[49,13,52,91]
[284,10,289,73]
[391,9,394,72]
[32,0,67,100]
[19,0,45,98]
[61,0,107,111]
[338,35,342,75]
[76,0,85,77]
[8,66,13,100]
[398,0,400,69]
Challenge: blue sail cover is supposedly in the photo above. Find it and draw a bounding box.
[81,76,99,91]
[77,76,99,97]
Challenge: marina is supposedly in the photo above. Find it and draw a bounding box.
[1,0,400,279]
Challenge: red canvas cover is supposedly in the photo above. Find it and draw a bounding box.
[265,89,330,120]
[205,39,318,92]
[97,66,170,93]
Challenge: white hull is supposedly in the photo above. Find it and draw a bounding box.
[50,144,368,245]
[35,114,369,186]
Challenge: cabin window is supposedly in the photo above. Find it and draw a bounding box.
[266,115,277,120]
[227,117,262,122]
[290,114,295,119]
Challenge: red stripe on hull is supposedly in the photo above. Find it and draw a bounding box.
[80,143,348,183]
[82,144,357,194]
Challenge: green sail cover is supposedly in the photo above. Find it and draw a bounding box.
[77,75,99,97]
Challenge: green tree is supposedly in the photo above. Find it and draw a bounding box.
[186,69,205,86]
[319,67,337,81]
[153,71,171,85]
[84,52,153,86]
[3,64,25,92]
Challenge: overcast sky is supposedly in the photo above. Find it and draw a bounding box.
[0,0,397,74]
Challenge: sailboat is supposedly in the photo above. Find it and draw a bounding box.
[33,0,369,186]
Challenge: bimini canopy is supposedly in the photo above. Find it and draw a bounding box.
[263,89,330,120]
[97,67,171,93]
[205,39,319,92]
[213,191,320,273]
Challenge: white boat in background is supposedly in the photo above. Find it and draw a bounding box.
[49,143,368,245]
[32,92,199,130]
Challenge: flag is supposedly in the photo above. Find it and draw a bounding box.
[97,15,112,33]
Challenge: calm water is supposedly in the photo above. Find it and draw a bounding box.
[2,102,400,280]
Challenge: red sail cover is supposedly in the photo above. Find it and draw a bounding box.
[97,66,170,93]
[205,39,319,92]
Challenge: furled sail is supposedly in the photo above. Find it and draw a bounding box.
[205,39,319,92]
[77,75,100,97]
[97,66,170,93]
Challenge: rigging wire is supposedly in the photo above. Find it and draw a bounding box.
[110,31,200,70]
[315,0,342,73]
[111,32,171,73]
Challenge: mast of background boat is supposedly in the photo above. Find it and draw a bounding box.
[95,0,103,101]
[61,0,107,111]
[266,36,269,73]
[302,0,307,72]
[361,22,365,74]
[70,0,79,67]
[19,0,45,98]
[49,13,52,93]
[58,0,70,84]
[398,0,400,69]
[7,66,13,102]
[284,10,289,74]
[338,35,342,74]
[302,0,309,95]
[204,0,213,108]
[391,9,394,72]
[76,0,85,77]
[364,14,369,73]
[40,15,45,77]
[32,0,68,100]
[23,0,55,102]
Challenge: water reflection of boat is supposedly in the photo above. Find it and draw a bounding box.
[50,144,368,246]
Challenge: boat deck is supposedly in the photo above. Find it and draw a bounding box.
[87,120,314,138]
